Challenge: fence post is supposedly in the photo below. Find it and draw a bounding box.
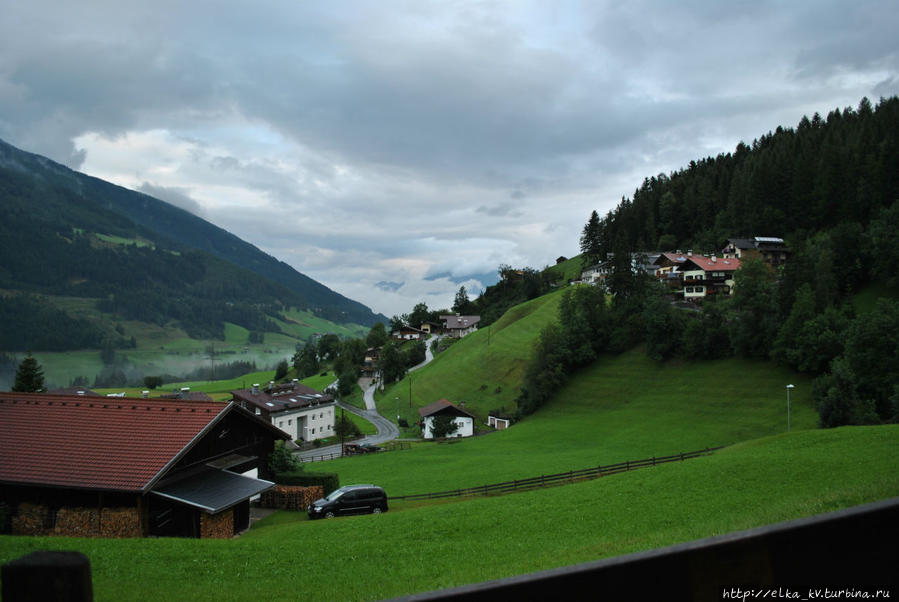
[626,460,630,471]
[680,451,684,461]
[514,479,518,490]
[483,484,488,496]
[597,465,602,477]
[569,470,573,482]
[652,456,656,466]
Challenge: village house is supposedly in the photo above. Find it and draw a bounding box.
[0,392,286,539]
[361,346,381,378]
[419,399,475,439]
[391,325,427,341]
[440,314,481,338]
[653,251,741,301]
[722,237,790,266]
[419,321,443,336]
[231,380,335,443]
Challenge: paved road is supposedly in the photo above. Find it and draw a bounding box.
[296,335,437,463]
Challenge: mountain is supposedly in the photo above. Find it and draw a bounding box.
[0,137,386,350]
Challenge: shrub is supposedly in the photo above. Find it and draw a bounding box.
[276,471,340,496]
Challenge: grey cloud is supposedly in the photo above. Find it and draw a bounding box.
[476,202,523,218]
[138,182,206,217]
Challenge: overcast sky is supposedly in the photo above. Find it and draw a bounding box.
[2,1,897,317]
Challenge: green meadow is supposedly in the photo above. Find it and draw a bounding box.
[321,348,818,495]
[375,288,565,424]
[2,425,896,601]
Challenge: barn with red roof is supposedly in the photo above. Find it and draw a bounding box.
[0,392,288,538]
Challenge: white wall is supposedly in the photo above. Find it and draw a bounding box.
[273,404,335,442]
[422,415,473,439]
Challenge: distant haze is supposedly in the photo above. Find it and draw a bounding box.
[1,1,896,315]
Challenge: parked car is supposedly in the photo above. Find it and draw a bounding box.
[307,484,388,519]
[360,443,383,452]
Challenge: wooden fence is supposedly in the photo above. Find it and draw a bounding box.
[388,446,726,501]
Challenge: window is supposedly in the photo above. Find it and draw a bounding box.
[686,287,694,293]
[278,421,283,427]
[255,408,261,415]
[696,286,704,292]
[320,412,324,419]
[288,419,292,425]
[311,428,316,434]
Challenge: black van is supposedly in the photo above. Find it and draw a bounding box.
[307,484,388,519]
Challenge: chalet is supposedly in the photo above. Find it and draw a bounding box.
[420,321,443,336]
[361,346,381,378]
[580,263,608,285]
[678,255,742,300]
[653,252,690,294]
[440,314,480,338]
[232,380,335,443]
[391,325,427,341]
[419,399,475,439]
[0,392,286,539]
[722,237,790,267]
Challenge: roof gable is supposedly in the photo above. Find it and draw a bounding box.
[418,399,475,419]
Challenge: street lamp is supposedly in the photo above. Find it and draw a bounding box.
[395,396,400,422]
[786,384,795,432]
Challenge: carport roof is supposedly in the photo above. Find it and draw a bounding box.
[153,468,275,513]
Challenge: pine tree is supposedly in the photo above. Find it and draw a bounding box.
[579,210,603,267]
[12,353,44,392]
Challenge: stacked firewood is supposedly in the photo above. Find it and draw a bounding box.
[259,485,323,510]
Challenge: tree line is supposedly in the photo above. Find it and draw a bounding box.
[522,97,899,427]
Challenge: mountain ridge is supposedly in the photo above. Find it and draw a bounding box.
[0,137,387,330]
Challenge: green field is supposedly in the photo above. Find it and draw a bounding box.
[2,425,896,601]
[324,348,818,495]
[375,289,565,425]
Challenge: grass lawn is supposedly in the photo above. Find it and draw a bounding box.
[2,425,895,601]
[332,348,819,496]
[374,288,565,425]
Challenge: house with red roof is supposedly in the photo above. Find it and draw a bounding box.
[0,392,287,539]
[418,399,475,439]
[653,252,742,301]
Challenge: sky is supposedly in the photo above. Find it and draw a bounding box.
[1,1,897,318]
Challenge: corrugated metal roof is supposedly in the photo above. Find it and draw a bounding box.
[0,393,229,492]
[153,468,274,513]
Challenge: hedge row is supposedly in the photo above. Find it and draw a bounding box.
[275,471,340,496]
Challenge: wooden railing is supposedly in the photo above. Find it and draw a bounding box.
[388,446,725,501]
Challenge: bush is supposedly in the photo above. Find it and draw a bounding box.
[276,471,340,496]
[269,440,302,473]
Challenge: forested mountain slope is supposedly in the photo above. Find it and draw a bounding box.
[0,138,385,350]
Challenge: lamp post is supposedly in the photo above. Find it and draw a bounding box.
[395,396,400,423]
[786,384,794,432]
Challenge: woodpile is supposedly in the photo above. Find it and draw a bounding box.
[259,485,323,511]
[11,502,50,536]
[10,503,141,538]
[200,510,233,539]
[53,507,99,536]
[99,507,141,538]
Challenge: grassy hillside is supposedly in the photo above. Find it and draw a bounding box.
[375,288,565,424]
[333,348,818,495]
[545,254,585,282]
[2,425,895,601]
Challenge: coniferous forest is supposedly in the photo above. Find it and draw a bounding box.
[518,97,899,429]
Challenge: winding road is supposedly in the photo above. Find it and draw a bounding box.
[296,335,436,462]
